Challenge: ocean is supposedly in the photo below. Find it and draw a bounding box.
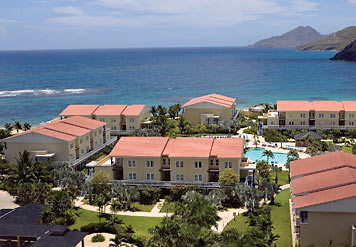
[0,47,355,126]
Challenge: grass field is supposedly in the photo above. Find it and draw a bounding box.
[224,189,292,247]
[270,170,289,186]
[159,201,177,213]
[131,202,155,212]
[343,144,353,154]
[70,208,162,238]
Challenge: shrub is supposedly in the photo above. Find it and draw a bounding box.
[167,185,199,202]
[92,234,105,242]
[136,186,160,205]
[243,126,258,135]
[80,222,123,234]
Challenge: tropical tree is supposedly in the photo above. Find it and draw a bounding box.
[13,121,22,133]
[22,122,32,131]
[218,168,239,187]
[111,181,138,210]
[271,165,282,185]
[253,134,260,148]
[262,149,274,163]
[177,116,191,135]
[168,104,181,119]
[4,123,13,132]
[255,161,271,187]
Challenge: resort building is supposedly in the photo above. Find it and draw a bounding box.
[258,100,356,131]
[290,151,356,246]
[182,94,238,126]
[59,104,151,135]
[1,116,115,168]
[0,203,87,247]
[98,136,252,187]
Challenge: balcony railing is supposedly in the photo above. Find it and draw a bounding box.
[114,180,220,188]
[262,125,352,130]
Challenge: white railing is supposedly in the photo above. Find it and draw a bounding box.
[113,180,220,188]
[262,125,352,130]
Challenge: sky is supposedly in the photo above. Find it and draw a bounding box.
[0,0,356,50]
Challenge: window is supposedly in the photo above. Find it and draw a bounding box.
[330,113,336,118]
[129,126,135,130]
[300,113,306,118]
[146,160,154,168]
[301,121,306,126]
[129,117,135,123]
[289,121,294,126]
[271,121,276,125]
[210,159,213,166]
[331,122,336,126]
[111,118,116,122]
[224,161,232,168]
[128,173,136,180]
[350,114,355,118]
[216,159,219,166]
[319,113,324,118]
[112,126,116,130]
[99,129,102,134]
[194,174,203,182]
[168,159,171,165]
[100,138,102,143]
[300,211,308,224]
[81,149,83,154]
[350,122,354,126]
[87,146,90,152]
[194,161,202,169]
[86,136,89,141]
[128,160,136,168]
[176,161,184,168]
[94,131,97,137]
[163,159,166,165]
[146,173,155,180]
[70,143,74,149]
[80,138,83,144]
[176,174,184,181]
[100,117,105,122]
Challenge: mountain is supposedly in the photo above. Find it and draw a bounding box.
[330,39,356,62]
[249,26,323,48]
[298,26,356,51]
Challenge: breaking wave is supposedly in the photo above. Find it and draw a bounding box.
[0,88,88,98]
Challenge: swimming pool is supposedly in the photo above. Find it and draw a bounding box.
[244,148,288,165]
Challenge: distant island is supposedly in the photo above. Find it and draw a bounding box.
[298,26,356,51]
[331,39,356,62]
[249,26,324,48]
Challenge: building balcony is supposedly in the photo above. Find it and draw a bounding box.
[115,180,220,188]
[262,125,352,130]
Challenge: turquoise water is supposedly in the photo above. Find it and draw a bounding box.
[1,47,356,125]
[245,148,288,164]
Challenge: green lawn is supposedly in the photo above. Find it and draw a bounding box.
[343,144,353,154]
[224,189,292,247]
[270,170,289,186]
[159,201,177,213]
[131,202,155,212]
[70,208,162,238]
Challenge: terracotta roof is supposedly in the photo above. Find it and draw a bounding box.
[110,137,244,158]
[109,137,169,157]
[290,151,356,178]
[59,105,100,116]
[182,94,236,108]
[122,105,147,116]
[342,101,356,111]
[313,101,344,111]
[61,116,106,130]
[210,138,244,158]
[294,182,356,209]
[93,105,128,116]
[277,101,313,111]
[163,137,214,158]
[291,152,356,209]
[1,116,105,142]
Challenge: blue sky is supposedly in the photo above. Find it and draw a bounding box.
[0,0,356,50]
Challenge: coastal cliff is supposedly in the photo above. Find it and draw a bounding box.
[331,39,356,62]
[249,26,323,48]
[298,26,356,51]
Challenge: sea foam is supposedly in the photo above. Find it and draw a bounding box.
[0,88,86,98]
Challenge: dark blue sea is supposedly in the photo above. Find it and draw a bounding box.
[0,47,355,125]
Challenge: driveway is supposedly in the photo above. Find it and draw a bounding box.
[0,190,18,209]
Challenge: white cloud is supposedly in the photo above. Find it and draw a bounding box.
[349,0,356,7]
[49,0,318,28]
[52,6,84,15]
[0,18,19,24]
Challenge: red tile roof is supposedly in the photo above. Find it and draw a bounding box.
[163,137,214,158]
[290,151,356,178]
[342,101,356,111]
[182,94,236,108]
[277,101,314,111]
[122,105,147,116]
[313,101,344,111]
[210,138,244,158]
[2,116,105,142]
[109,137,169,157]
[59,105,100,116]
[291,151,356,209]
[93,105,128,116]
[110,137,244,159]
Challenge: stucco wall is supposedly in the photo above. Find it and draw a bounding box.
[183,106,234,126]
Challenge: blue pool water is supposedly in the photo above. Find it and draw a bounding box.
[245,148,288,165]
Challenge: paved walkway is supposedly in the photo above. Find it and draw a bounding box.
[0,190,18,209]
[75,197,172,217]
[150,199,165,213]
[77,233,116,247]
[213,208,247,233]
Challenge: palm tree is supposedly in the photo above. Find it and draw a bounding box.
[253,134,260,148]
[14,121,22,133]
[262,150,274,163]
[49,190,72,218]
[150,106,158,117]
[168,104,181,119]
[177,117,191,135]
[4,123,13,132]
[272,166,282,185]
[287,149,299,161]
[23,122,32,131]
